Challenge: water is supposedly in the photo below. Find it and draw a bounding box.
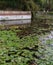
[30,13,53,64]
[0,20,31,25]
[40,31,53,44]
[37,31,53,65]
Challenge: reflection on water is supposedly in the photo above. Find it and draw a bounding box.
[31,16,53,64]
[40,31,53,43]
[37,31,53,65]
[0,19,31,25]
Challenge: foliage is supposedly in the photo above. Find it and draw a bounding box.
[0,29,39,65]
[0,28,53,65]
[0,0,53,11]
[0,0,40,11]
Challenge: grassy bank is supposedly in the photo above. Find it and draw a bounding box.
[0,29,39,65]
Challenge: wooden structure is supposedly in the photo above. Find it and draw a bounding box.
[0,11,31,25]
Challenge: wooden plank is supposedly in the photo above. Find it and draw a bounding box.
[0,15,31,20]
[0,11,31,25]
[0,11,31,15]
[0,11,31,20]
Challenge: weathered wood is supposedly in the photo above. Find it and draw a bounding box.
[0,15,31,20]
[0,11,31,15]
[0,11,31,20]
[0,11,31,25]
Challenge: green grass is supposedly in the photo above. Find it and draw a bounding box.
[0,29,53,65]
[0,29,39,65]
